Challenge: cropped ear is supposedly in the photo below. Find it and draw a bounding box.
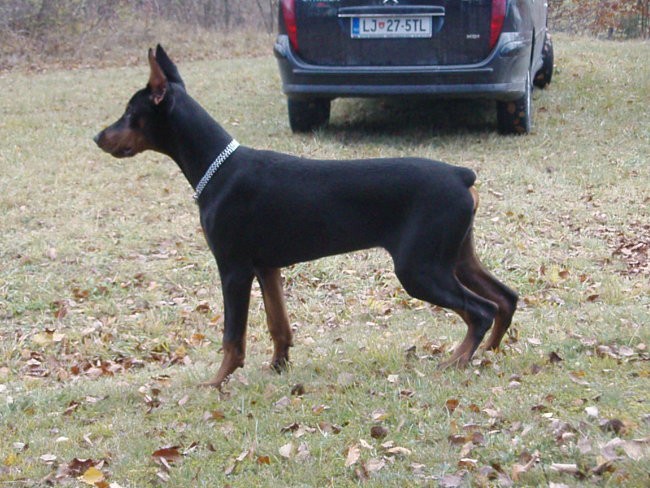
[148,47,168,105]
[155,44,185,88]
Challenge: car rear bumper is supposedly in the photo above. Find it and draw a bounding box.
[274,32,532,102]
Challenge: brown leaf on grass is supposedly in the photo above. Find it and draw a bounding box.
[354,464,370,482]
[51,300,69,320]
[548,351,563,364]
[257,455,271,465]
[600,418,626,435]
[345,444,361,468]
[189,332,207,346]
[399,388,415,398]
[458,458,478,470]
[204,410,226,422]
[468,403,481,413]
[281,422,300,434]
[569,371,590,386]
[318,421,342,435]
[56,458,98,479]
[223,443,256,475]
[511,450,540,481]
[448,434,468,445]
[385,446,411,457]
[445,398,460,414]
[591,459,616,476]
[63,400,81,416]
[312,404,329,415]
[370,426,388,439]
[152,446,182,470]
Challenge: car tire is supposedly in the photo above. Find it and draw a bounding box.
[287,98,331,132]
[497,72,532,135]
[533,33,554,89]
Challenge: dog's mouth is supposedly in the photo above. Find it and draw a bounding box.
[112,147,135,158]
[93,131,137,158]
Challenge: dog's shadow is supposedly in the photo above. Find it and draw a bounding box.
[325,97,497,142]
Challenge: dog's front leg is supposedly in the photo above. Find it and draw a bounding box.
[255,267,293,372]
[201,267,254,389]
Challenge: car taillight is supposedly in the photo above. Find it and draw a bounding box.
[280,0,298,51]
[489,0,506,50]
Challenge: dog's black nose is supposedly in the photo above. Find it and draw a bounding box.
[93,133,101,145]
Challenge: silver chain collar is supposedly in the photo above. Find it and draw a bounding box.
[193,139,240,202]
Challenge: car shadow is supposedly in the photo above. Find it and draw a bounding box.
[324,97,497,142]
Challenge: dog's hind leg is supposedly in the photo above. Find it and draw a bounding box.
[255,267,293,372]
[201,266,254,389]
[393,253,497,368]
[454,229,518,352]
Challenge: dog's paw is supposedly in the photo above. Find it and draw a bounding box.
[270,357,291,374]
[199,374,230,391]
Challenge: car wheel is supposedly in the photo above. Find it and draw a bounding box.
[497,72,532,135]
[287,98,331,132]
[533,33,554,89]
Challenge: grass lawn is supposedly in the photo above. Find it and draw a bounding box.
[0,34,648,487]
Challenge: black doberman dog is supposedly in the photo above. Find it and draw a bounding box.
[94,45,518,389]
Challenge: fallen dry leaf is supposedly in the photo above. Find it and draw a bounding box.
[458,458,478,470]
[550,463,580,475]
[78,466,105,485]
[345,445,361,468]
[296,442,311,461]
[511,450,540,481]
[366,457,386,473]
[621,437,650,461]
[445,398,460,414]
[151,446,182,468]
[385,446,411,457]
[257,455,271,465]
[279,442,294,459]
[370,426,388,439]
[40,454,57,464]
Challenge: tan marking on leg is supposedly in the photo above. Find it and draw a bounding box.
[437,309,482,369]
[454,225,518,354]
[469,185,479,214]
[258,268,293,371]
[201,341,245,389]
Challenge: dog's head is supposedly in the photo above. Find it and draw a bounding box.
[94,45,184,158]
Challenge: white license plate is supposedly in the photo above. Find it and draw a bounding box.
[351,16,432,39]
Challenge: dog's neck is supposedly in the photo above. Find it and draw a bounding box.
[159,91,235,191]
